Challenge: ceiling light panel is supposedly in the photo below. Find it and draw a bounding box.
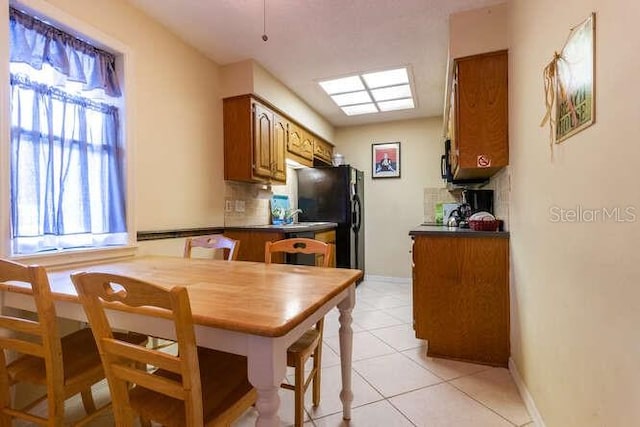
[371,84,412,102]
[319,66,416,116]
[318,75,364,95]
[341,103,378,116]
[331,91,372,106]
[362,68,409,89]
[378,98,415,112]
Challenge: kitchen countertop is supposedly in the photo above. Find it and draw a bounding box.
[224,222,338,233]
[409,224,509,238]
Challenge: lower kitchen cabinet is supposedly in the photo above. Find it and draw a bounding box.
[313,230,336,267]
[223,230,285,263]
[412,233,509,367]
[224,227,336,265]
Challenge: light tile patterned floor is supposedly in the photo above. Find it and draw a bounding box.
[28,279,532,426]
[234,279,532,427]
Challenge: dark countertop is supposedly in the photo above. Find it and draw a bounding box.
[409,224,510,238]
[224,222,338,233]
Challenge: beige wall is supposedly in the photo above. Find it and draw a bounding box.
[449,3,508,59]
[335,117,443,279]
[253,62,334,142]
[17,0,227,233]
[508,1,640,425]
[221,60,334,142]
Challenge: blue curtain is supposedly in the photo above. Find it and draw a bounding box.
[10,75,126,254]
[10,7,121,97]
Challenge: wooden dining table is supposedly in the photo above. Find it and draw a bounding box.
[0,255,362,426]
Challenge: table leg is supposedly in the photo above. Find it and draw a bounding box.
[338,285,355,420]
[247,335,287,427]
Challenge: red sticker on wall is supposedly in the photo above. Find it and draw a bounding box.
[477,155,492,168]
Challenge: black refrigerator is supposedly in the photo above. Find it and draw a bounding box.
[297,165,364,280]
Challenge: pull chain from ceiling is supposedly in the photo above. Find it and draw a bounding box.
[262,0,268,41]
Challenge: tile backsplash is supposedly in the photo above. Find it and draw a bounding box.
[423,167,510,230]
[423,188,460,223]
[486,166,510,230]
[224,167,298,226]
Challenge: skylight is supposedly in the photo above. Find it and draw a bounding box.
[318,67,415,116]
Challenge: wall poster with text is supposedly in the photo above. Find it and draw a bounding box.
[555,13,595,143]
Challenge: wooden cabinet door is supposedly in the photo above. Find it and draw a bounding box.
[252,102,274,179]
[314,138,333,164]
[453,50,508,180]
[412,235,509,367]
[223,230,285,263]
[287,123,313,164]
[272,114,288,182]
[314,230,336,267]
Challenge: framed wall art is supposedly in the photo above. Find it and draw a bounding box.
[371,142,400,179]
[542,13,596,144]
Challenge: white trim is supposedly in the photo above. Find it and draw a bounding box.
[509,357,547,427]
[11,245,138,270]
[364,274,411,284]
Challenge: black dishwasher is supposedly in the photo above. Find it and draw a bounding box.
[283,231,316,266]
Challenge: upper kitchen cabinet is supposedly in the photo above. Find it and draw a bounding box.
[287,122,314,167]
[224,95,286,183]
[449,50,508,180]
[313,138,334,166]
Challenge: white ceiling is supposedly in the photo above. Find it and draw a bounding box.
[128,0,501,127]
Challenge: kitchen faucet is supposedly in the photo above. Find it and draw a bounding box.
[285,208,302,224]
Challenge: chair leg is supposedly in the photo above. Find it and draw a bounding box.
[0,357,12,427]
[294,356,305,427]
[312,343,323,407]
[80,388,97,414]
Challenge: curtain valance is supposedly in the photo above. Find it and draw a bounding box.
[9,7,121,97]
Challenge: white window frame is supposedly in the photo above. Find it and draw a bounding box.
[0,0,137,267]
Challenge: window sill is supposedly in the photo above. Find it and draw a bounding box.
[10,245,138,270]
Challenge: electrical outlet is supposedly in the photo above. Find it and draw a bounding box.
[235,200,245,212]
[225,200,233,212]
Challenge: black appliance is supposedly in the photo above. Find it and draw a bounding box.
[297,166,364,281]
[441,139,486,185]
[464,189,494,214]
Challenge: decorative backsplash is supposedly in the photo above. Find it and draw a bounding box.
[224,167,297,226]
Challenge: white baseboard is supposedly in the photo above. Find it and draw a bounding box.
[509,358,546,427]
[363,274,411,284]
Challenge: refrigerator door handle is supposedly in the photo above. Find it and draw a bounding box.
[352,194,362,232]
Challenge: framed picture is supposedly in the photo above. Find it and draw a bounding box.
[555,13,595,143]
[371,142,401,179]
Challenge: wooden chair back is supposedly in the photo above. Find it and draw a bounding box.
[183,234,240,261]
[265,238,333,267]
[71,272,205,426]
[264,238,333,425]
[0,259,66,425]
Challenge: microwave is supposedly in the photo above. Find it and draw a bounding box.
[440,139,486,185]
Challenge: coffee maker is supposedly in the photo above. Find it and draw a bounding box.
[463,189,494,214]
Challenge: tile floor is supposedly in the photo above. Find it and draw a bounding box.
[233,279,532,427]
[23,279,533,426]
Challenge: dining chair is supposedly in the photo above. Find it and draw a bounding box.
[183,234,240,261]
[264,238,334,427]
[0,258,147,426]
[71,271,256,427]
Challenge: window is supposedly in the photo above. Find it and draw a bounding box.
[9,7,127,255]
